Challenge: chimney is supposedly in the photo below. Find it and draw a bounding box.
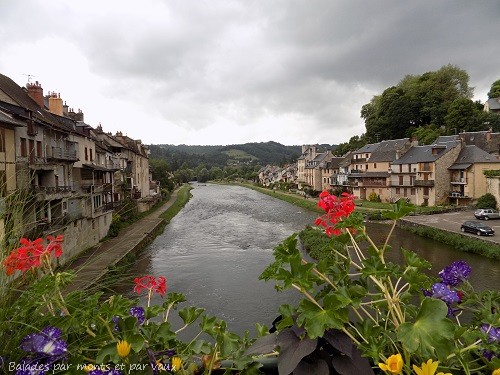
[63,101,69,116]
[48,92,63,116]
[26,81,44,107]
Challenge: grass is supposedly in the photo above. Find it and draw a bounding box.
[160,184,193,222]
[403,225,500,260]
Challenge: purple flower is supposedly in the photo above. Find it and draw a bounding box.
[438,260,471,287]
[129,306,145,325]
[20,327,67,357]
[112,316,120,332]
[425,283,461,305]
[481,324,500,343]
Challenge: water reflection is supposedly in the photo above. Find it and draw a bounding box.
[116,184,499,336]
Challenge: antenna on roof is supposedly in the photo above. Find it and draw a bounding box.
[23,74,35,83]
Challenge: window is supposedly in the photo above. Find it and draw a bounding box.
[396,188,400,194]
[20,137,27,156]
[0,171,6,197]
[374,163,377,168]
[0,129,4,152]
[411,188,416,195]
[399,176,403,185]
[36,141,42,157]
[399,164,402,173]
[90,148,93,161]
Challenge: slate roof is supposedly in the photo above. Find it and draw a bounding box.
[486,98,500,110]
[449,145,499,170]
[368,138,410,162]
[0,109,25,127]
[391,138,460,165]
[354,143,380,154]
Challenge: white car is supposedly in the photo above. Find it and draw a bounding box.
[474,208,500,220]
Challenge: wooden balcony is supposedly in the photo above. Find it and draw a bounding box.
[414,179,434,187]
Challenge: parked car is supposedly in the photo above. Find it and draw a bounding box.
[460,221,495,236]
[474,208,500,220]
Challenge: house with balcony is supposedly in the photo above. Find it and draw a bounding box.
[448,145,500,205]
[0,109,24,248]
[304,151,333,192]
[330,151,353,190]
[296,145,321,189]
[349,139,414,201]
[390,136,462,206]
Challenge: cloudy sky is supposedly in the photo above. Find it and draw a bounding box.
[0,1,498,146]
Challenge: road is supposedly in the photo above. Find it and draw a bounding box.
[401,208,500,244]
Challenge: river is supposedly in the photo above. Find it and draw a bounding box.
[115,183,500,336]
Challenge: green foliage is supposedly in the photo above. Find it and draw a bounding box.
[488,79,500,99]
[410,124,443,145]
[368,192,381,202]
[476,193,498,209]
[362,64,476,142]
[259,198,499,374]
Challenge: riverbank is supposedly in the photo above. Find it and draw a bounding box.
[61,184,192,294]
[234,182,500,260]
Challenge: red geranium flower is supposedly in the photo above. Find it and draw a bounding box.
[315,191,355,237]
[2,235,64,276]
[134,275,167,297]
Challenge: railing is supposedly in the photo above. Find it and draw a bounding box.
[451,178,467,184]
[47,147,78,161]
[359,180,386,187]
[31,185,73,194]
[414,179,434,187]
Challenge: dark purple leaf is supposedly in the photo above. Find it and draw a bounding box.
[245,334,278,355]
[293,359,329,375]
[332,346,375,375]
[277,328,318,375]
[323,329,353,358]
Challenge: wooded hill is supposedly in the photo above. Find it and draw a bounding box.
[149,141,336,169]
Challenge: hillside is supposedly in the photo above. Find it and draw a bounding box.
[149,141,309,168]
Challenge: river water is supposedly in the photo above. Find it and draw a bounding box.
[117,183,499,335]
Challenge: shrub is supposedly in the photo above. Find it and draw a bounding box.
[368,192,381,202]
[476,193,498,209]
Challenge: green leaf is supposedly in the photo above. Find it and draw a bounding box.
[397,298,456,360]
[296,299,348,339]
[383,198,415,220]
[96,342,120,364]
[178,306,205,325]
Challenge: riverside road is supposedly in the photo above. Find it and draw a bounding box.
[401,208,500,244]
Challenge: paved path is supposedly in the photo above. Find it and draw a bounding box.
[62,189,179,294]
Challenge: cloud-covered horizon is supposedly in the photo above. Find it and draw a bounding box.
[0,0,498,146]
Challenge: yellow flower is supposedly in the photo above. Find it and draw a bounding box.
[413,359,453,375]
[116,340,131,358]
[379,353,404,374]
[413,359,439,375]
[171,357,182,372]
[82,364,96,373]
[492,369,500,375]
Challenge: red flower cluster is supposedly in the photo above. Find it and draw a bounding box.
[134,275,167,297]
[315,191,355,236]
[3,235,64,276]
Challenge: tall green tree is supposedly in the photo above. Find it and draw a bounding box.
[362,64,474,142]
[487,79,500,99]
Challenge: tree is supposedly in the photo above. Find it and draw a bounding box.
[487,79,500,99]
[197,168,210,183]
[411,124,443,145]
[361,64,474,142]
[444,98,482,133]
[149,158,172,191]
[209,166,223,180]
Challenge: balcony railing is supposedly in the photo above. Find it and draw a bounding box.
[47,147,78,161]
[414,179,434,187]
[31,185,73,194]
[451,178,467,184]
